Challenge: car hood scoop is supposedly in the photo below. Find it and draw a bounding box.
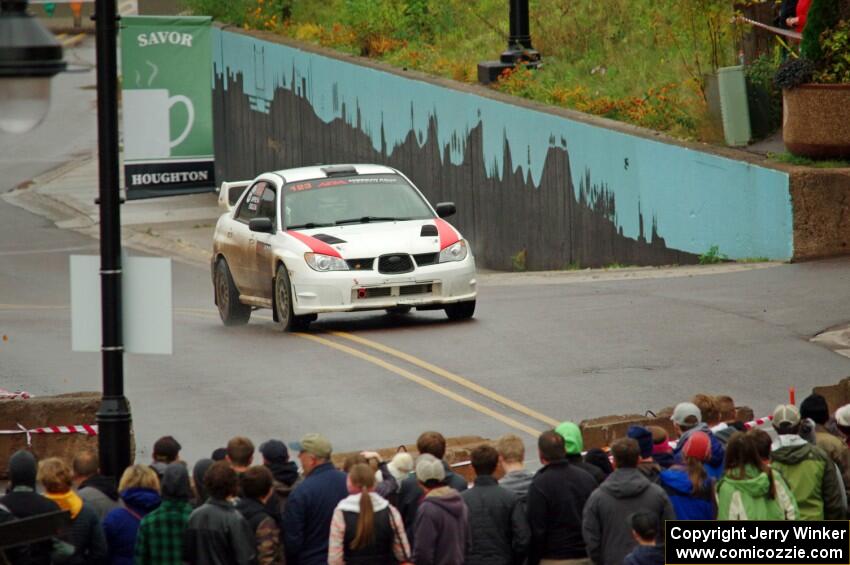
[311,233,347,244]
[420,224,438,237]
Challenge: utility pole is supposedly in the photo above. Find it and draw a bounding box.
[94,0,132,480]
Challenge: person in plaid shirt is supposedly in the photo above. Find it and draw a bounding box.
[135,462,193,564]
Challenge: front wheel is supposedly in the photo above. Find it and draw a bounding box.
[274,264,296,331]
[215,259,251,326]
[445,300,476,320]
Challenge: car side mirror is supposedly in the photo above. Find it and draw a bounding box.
[249,217,274,233]
[435,202,456,218]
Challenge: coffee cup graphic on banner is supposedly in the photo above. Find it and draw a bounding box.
[123,88,194,160]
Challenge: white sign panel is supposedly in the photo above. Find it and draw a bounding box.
[70,255,173,354]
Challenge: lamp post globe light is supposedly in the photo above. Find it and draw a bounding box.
[0,0,66,133]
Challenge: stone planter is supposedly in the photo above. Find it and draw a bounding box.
[783,83,850,158]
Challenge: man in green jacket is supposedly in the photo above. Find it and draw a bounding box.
[771,404,844,520]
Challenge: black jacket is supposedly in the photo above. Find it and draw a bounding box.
[398,461,467,544]
[0,487,61,565]
[64,503,108,565]
[567,455,606,485]
[185,498,256,565]
[526,460,597,565]
[624,544,666,565]
[461,475,530,565]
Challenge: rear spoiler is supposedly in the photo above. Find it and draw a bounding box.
[218,180,252,212]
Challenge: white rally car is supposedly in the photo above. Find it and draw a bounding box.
[212,164,477,330]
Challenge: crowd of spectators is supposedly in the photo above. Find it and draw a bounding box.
[3,392,850,564]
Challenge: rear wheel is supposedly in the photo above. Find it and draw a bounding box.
[445,300,475,320]
[215,259,251,326]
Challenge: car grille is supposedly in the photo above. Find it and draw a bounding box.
[346,258,374,271]
[364,287,392,298]
[377,254,414,274]
[413,252,438,267]
[399,283,432,296]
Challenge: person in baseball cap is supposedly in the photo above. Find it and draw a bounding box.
[412,454,469,565]
[671,401,725,480]
[771,403,844,520]
[283,433,348,565]
[835,404,850,449]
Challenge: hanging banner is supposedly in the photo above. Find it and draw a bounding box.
[120,16,214,199]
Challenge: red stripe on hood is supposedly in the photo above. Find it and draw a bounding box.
[285,231,341,258]
[434,218,460,250]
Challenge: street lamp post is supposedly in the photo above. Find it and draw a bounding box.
[93,0,131,480]
[0,0,131,480]
[477,0,541,85]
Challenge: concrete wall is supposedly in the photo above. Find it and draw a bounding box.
[211,27,794,270]
[790,169,850,261]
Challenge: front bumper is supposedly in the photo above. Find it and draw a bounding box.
[288,255,477,315]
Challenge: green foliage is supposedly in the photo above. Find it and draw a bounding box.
[185,0,291,28]
[511,249,527,272]
[195,0,748,140]
[737,257,770,263]
[699,245,728,264]
[814,20,850,83]
[801,0,841,62]
[774,57,815,89]
[767,152,850,168]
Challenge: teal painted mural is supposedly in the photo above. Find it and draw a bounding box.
[211,28,793,268]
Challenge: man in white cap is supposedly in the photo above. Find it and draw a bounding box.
[412,454,470,565]
[771,404,844,520]
[670,402,725,479]
[835,404,850,449]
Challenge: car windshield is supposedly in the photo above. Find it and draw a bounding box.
[282,174,434,229]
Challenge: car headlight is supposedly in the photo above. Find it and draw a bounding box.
[304,253,349,272]
[439,240,468,263]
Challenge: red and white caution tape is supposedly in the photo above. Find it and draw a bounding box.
[0,389,32,400]
[0,423,98,446]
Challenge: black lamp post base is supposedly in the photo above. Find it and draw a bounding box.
[96,395,132,480]
[477,54,541,85]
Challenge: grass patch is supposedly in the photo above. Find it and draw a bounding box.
[737,257,771,263]
[511,249,527,272]
[767,152,850,169]
[186,0,754,141]
[699,245,728,264]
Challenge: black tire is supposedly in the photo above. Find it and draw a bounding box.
[214,259,251,326]
[386,305,412,315]
[445,300,476,320]
[274,264,315,331]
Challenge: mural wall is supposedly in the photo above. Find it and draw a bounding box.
[212,28,793,270]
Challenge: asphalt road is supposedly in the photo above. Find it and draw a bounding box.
[2,38,850,467]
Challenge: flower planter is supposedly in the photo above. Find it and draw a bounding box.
[783,83,850,158]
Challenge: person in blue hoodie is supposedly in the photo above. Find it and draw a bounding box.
[671,402,725,479]
[659,431,717,520]
[623,512,665,565]
[102,464,162,565]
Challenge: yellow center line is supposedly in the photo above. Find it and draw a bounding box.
[331,330,560,428]
[296,332,542,438]
[62,33,87,48]
[55,33,68,40]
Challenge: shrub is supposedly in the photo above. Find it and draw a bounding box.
[814,19,850,83]
[774,57,815,89]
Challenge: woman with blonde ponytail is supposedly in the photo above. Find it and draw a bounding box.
[328,463,411,565]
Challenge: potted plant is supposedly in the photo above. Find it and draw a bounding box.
[776,0,850,158]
